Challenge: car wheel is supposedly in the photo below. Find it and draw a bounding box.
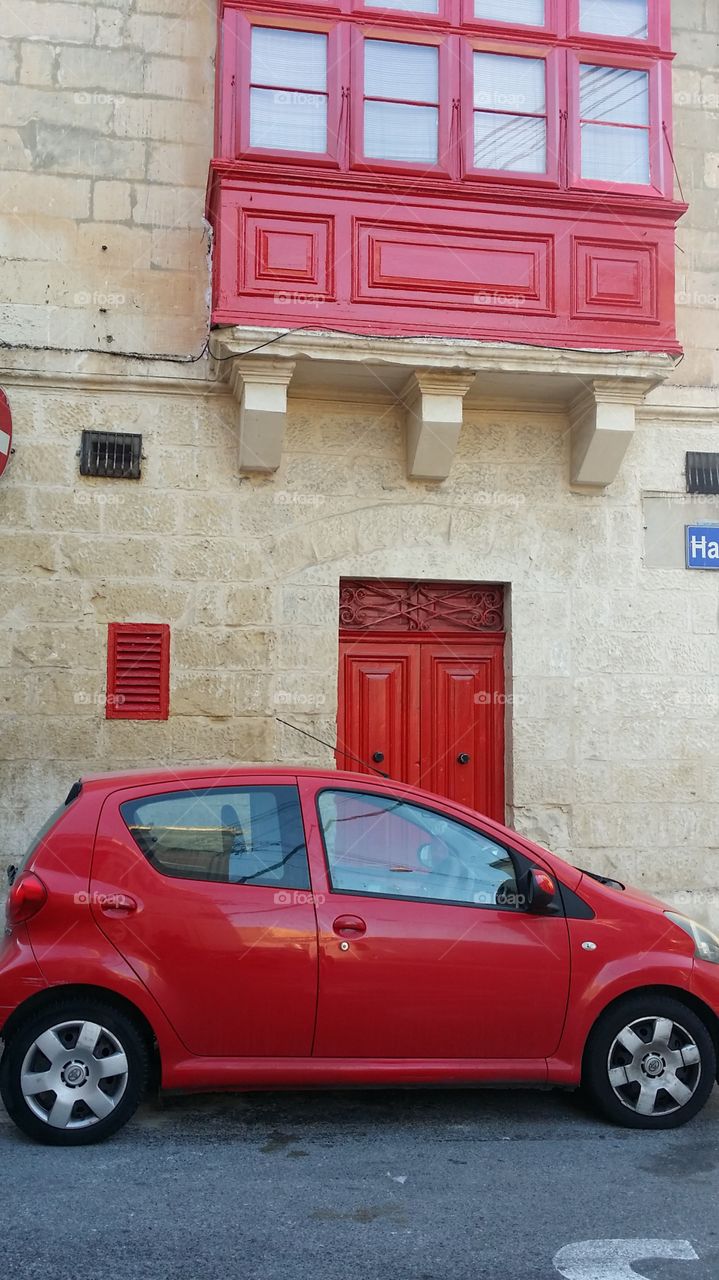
[0,997,149,1146]
[583,994,717,1130]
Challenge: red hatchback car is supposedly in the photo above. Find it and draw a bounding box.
[2,766,719,1145]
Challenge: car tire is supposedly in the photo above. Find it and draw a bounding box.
[583,993,717,1130]
[0,997,149,1146]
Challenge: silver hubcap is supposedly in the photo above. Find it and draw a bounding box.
[607,1015,702,1117]
[20,1021,129,1130]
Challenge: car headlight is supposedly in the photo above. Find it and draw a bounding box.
[666,912,719,965]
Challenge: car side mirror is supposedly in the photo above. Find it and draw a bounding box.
[526,868,559,914]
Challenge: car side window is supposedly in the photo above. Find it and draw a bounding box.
[120,785,310,890]
[317,789,521,909]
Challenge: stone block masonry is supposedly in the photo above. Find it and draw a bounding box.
[0,0,214,357]
[0,0,717,930]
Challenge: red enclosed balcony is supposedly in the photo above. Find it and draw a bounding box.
[208,0,685,353]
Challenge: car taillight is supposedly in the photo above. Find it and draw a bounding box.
[6,871,47,928]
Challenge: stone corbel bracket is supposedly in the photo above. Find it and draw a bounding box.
[212,327,674,485]
[401,369,477,481]
[227,357,296,473]
[569,377,654,488]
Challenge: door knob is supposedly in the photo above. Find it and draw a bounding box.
[372,751,384,763]
[332,914,367,937]
[457,753,471,765]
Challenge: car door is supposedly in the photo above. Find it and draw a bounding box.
[301,781,571,1061]
[91,776,318,1058]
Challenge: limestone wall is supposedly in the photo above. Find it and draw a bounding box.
[671,6,719,388]
[1,382,717,924]
[0,0,215,357]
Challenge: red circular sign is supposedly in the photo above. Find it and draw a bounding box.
[0,389,12,479]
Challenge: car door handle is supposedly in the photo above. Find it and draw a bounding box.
[99,894,138,917]
[332,915,367,937]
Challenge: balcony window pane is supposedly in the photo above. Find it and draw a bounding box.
[580,0,648,38]
[365,40,439,102]
[474,53,545,114]
[580,64,649,125]
[581,121,649,182]
[250,88,328,152]
[474,112,546,172]
[474,0,544,24]
[365,0,439,12]
[364,101,439,162]
[250,28,327,93]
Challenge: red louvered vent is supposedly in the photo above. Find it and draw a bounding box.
[106,623,170,721]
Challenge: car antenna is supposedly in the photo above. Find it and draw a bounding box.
[275,717,390,778]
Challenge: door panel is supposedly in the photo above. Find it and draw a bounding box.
[306,782,570,1061]
[420,643,505,820]
[313,894,569,1059]
[337,641,420,783]
[91,779,318,1058]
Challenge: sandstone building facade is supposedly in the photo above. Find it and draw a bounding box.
[0,0,718,921]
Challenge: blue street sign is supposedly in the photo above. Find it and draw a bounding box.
[686,524,719,569]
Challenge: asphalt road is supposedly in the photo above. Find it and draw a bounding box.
[1,1085,719,1280]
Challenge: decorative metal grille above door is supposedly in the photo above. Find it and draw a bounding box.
[339,580,504,634]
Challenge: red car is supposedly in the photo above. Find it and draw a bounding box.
[2,766,718,1145]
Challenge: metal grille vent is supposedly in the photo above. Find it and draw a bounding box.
[106,624,170,721]
[686,452,719,496]
[80,430,142,479]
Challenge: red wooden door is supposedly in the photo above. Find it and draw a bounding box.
[337,641,420,786]
[419,641,505,816]
[336,581,505,822]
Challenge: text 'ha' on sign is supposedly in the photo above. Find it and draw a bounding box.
[686,525,719,569]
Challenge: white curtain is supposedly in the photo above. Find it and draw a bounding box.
[365,0,439,13]
[474,0,544,25]
[580,64,649,125]
[580,0,648,38]
[364,101,438,162]
[250,27,327,92]
[250,88,327,152]
[474,52,545,113]
[365,39,439,102]
[581,122,649,183]
[474,112,546,172]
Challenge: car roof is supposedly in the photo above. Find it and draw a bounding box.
[79,764,389,791]
[75,765,498,836]
[76,764,480,821]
